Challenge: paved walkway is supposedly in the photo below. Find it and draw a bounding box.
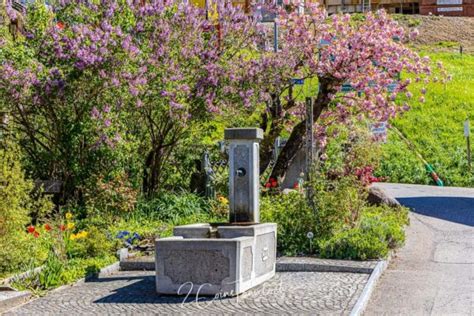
[365,183,474,316]
[7,271,367,315]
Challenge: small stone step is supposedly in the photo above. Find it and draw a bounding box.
[120,256,155,271]
[0,290,32,313]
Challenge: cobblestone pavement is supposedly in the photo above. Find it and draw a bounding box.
[8,271,368,315]
[366,183,474,315]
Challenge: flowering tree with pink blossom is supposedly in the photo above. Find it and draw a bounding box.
[251,4,446,181]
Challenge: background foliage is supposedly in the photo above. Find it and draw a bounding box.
[261,126,408,259]
[0,141,53,276]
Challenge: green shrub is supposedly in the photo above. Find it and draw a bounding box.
[261,182,385,258]
[60,255,116,285]
[66,226,114,259]
[320,206,409,260]
[12,254,116,292]
[38,250,64,289]
[261,192,315,256]
[135,192,209,222]
[82,226,114,258]
[319,229,389,260]
[0,142,53,276]
[104,192,226,241]
[261,124,409,259]
[361,206,409,249]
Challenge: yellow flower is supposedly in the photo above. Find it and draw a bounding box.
[67,222,75,230]
[70,231,87,240]
[65,212,73,220]
[217,196,229,205]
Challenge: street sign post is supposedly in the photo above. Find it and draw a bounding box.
[369,121,388,143]
[291,78,305,85]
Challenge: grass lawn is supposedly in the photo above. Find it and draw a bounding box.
[377,52,474,187]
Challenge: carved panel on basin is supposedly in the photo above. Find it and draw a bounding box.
[162,250,230,284]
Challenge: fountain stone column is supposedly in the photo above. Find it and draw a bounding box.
[225,128,263,223]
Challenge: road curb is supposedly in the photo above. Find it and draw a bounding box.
[349,254,391,316]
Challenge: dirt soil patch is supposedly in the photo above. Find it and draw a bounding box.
[396,15,474,53]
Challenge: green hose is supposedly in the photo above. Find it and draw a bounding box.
[393,127,444,187]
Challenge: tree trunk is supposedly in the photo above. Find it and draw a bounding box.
[143,146,163,197]
[259,120,285,174]
[269,120,306,181]
[269,77,334,182]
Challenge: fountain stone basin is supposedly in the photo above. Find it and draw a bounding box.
[155,222,277,296]
[156,128,277,296]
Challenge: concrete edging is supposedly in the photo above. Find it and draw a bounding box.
[0,266,44,286]
[276,262,373,274]
[349,255,391,316]
[50,261,120,293]
[0,290,32,314]
[3,261,120,314]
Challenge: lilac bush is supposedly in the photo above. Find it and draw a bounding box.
[0,1,264,197]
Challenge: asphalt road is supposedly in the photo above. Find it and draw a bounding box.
[365,183,474,316]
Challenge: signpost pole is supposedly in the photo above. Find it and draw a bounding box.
[305,97,317,211]
[465,119,471,171]
[305,97,314,181]
[273,21,278,53]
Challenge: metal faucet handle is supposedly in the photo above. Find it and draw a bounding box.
[236,168,246,177]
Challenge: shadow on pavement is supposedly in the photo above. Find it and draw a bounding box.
[397,196,474,227]
[85,275,150,283]
[92,275,220,305]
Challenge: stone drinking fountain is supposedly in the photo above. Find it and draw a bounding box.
[155,128,277,296]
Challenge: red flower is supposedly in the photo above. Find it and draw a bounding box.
[59,224,66,232]
[293,182,299,189]
[27,225,35,233]
[33,231,40,238]
[56,21,65,30]
[265,182,271,188]
[44,224,52,232]
[271,181,278,188]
